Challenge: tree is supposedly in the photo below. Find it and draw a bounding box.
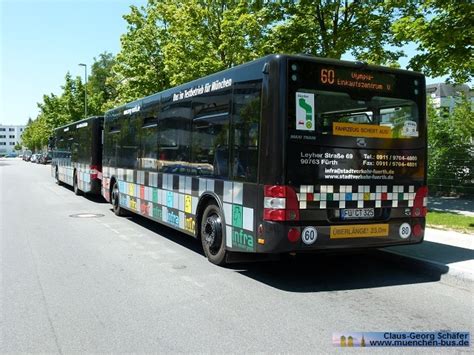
[218,1,279,66]
[427,96,474,195]
[60,72,86,122]
[158,0,233,85]
[37,72,85,129]
[111,0,279,95]
[87,52,118,113]
[22,72,86,150]
[110,1,169,105]
[393,0,473,83]
[264,1,405,65]
[158,0,277,85]
[21,116,49,151]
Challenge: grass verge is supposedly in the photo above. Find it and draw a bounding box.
[427,210,474,234]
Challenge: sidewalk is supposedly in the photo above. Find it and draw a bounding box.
[381,228,474,288]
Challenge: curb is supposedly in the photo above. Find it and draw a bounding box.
[377,248,474,290]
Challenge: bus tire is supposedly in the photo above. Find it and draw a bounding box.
[111,182,127,216]
[73,171,82,196]
[201,203,227,266]
[55,167,62,185]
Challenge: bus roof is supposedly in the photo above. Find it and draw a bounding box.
[105,54,424,117]
[54,116,104,132]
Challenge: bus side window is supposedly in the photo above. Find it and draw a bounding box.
[48,136,55,150]
[192,89,230,178]
[158,97,192,172]
[105,122,120,168]
[117,116,134,169]
[232,80,262,182]
[139,113,158,170]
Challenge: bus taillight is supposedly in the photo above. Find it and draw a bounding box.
[264,185,300,221]
[413,224,423,238]
[412,186,428,217]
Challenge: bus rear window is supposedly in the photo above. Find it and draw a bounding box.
[304,90,419,139]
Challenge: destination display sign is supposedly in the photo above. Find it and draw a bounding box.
[319,67,395,93]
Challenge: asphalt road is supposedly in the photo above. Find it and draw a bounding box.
[1,159,472,353]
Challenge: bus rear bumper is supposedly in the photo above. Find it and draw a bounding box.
[256,219,425,254]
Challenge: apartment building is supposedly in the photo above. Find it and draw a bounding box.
[426,83,472,113]
[0,124,26,155]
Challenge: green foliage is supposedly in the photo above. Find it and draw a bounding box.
[393,0,473,83]
[23,0,472,151]
[87,52,117,113]
[22,72,84,151]
[219,1,277,66]
[110,1,169,105]
[111,0,411,98]
[109,0,276,102]
[264,1,405,65]
[21,115,50,151]
[427,211,474,234]
[427,96,474,195]
[158,0,230,85]
[23,54,117,150]
[159,0,278,85]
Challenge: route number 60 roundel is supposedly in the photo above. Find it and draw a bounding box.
[302,227,318,245]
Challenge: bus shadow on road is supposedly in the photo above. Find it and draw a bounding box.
[125,213,204,255]
[233,251,445,292]
[57,183,109,204]
[116,213,447,293]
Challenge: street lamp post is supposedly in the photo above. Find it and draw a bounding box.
[78,63,88,118]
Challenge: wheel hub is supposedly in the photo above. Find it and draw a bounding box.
[112,187,119,207]
[204,215,221,251]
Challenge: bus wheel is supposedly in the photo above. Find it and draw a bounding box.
[201,203,227,265]
[111,182,126,216]
[73,172,82,196]
[55,167,62,185]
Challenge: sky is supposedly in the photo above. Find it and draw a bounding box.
[0,0,448,126]
[1,0,147,126]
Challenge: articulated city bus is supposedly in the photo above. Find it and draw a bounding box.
[101,54,427,265]
[51,116,103,195]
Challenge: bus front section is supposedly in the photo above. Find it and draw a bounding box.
[261,57,427,253]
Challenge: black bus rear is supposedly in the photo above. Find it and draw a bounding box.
[51,116,104,194]
[258,56,426,253]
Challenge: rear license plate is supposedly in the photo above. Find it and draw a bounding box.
[341,208,374,220]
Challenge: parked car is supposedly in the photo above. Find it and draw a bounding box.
[23,150,32,161]
[5,152,18,158]
[30,153,41,163]
[39,152,52,164]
